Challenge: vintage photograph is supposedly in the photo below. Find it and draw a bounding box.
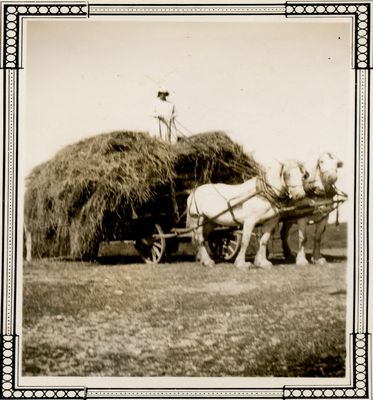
[20,15,354,381]
[1,0,371,396]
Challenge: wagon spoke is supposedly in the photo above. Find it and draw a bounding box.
[137,223,166,264]
[228,243,237,253]
[151,247,160,261]
[153,245,161,258]
[208,230,242,261]
[153,242,163,250]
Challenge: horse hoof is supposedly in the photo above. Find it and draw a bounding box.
[312,257,327,265]
[235,261,252,270]
[203,259,215,268]
[296,257,309,266]
[255,259,273,269]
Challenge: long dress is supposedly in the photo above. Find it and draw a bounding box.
[150,98,177,143]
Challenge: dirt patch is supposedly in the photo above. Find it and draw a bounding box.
[23,258,347,377]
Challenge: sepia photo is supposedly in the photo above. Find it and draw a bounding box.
[1,1,371,399]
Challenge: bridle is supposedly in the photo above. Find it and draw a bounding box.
[278,163,306,199]
[305,156,339,197]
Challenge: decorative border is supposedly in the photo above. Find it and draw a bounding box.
[1,336,86,398]
[286,2,370,69]
[0,1,371,399]
[1,2,371,69]
[1,3,88,69]
[284,334,369,399]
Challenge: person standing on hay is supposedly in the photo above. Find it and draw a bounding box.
[150,87,179,143]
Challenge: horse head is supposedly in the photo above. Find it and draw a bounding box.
[317,152,343,186]
[263,159,307,201]
[277,160,307,201]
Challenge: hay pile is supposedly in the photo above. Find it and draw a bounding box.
[24,130,260,259]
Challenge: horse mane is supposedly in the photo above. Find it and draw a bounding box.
[255,160,297,206]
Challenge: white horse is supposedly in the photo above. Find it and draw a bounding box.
[280,152,344,265]
[186,160,307,269]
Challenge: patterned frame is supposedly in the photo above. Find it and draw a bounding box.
[0,1,371,399]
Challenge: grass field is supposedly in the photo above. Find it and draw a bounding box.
[23,224,347,377]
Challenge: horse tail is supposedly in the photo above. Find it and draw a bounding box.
[186,189,197,228]
[186,188,206,251]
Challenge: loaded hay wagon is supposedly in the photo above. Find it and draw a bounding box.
[24,130,258,262]
[24,130,347,264]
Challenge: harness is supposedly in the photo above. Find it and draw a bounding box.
[304,161,338,197]
[188,185,255,225]
[211,185,243,225]
[298,160,346,225]
[187,168,295,233]
[255,167,289,209]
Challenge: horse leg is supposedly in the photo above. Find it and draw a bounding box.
[186,211,205,263]
[195,217,215,267]
[186,197,205,263]
[188,215,199,249]
[295,218,309,266]
[280,221,293,261]
[254,217,278,269]
[311,216,328,265]
[202,219,216,267]
[234,220,255,270]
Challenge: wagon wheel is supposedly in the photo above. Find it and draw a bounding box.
[208,230,242,261]
[135,223,166,264]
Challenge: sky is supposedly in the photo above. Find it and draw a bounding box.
[22,17,354,218]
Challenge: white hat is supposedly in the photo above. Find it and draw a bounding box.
[157,86,169,97]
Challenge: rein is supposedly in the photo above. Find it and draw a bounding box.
[255,165,304,208]
[256,175,286,209]
[184,185,260,234]
[211,185,242,225]
[186,167,299,234]
[173,119,258,177]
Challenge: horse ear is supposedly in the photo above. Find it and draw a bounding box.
[337,160,343,168]
[298,162,309,179]
[279,162,285,177]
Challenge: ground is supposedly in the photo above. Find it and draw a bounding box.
[22,224,347,377]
